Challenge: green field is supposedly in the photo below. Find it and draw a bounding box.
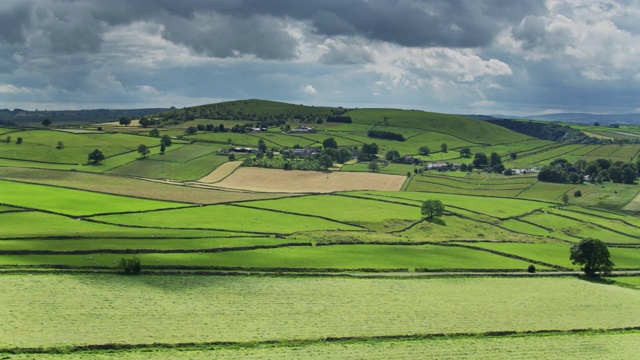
[1,275,638,349]
[3,100,640,358]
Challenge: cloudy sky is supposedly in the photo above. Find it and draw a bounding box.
[1,0,640,115]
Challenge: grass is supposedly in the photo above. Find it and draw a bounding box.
[8,332,638,359]
[90,204,362,233]
[0,179,187,216]
[1,275,638,349]
[0,167,293,204]
[0,211,245,239]
[0,130,159,164]
[355,191,551,219]
[107,151,231,180]
[241,194,420,225]
[519,212,639,244]
[0,244,545,270]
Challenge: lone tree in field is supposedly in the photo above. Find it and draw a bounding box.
[160,135,172,148]
[118,117,131,126]
[87,149,105,165]
[570,238,614,277]
[137,144,150,158]
[440,143,448,153]
[368,160,379,172]
[42,118,52,127]
[421,199,445,220]
[149,128,160,137]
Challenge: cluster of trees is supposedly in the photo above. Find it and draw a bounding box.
[489,119,639,145]
[538,158,638,184]
[472,152,504,173]
[156,102,348,126]
[367,129,405,141]
[326,115,352,123]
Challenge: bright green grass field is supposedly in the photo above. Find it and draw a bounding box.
[460,242,640,269]
[550,208,640,237]
[0,179,186,216]
[8,332,638,360]
[1,275,638,348]
[108,151,230,180]
[616,277,640,286]
[241,194,420,224]
[0,130,158,164]
[90,204,361,233]
[520,212,639,244]
[0,211,247,239]
[0,244,541,269]
[355,191,551,219]
[0,236,294,252]
[345,109,530,144]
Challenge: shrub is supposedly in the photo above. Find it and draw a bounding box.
[527,264,536,273]
[574,190,582,197]
[118,256,141,275]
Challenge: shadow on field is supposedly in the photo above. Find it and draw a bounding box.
[428,218,447,226]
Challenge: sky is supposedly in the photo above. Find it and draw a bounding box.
[1,0,640,116]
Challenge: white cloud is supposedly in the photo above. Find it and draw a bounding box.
[302,84,317,95]
[0,83,30,94]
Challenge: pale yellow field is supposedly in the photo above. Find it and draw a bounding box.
[198,161,243,183]
[623,191,640,211]
[214,167,406,193]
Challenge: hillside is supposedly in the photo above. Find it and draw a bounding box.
[0,99,638,359]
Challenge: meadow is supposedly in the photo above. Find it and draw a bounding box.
[1,100,639,358]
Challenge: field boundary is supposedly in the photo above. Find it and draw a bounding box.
[1,325,637,356]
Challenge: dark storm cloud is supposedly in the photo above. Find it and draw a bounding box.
[165,0,548,48]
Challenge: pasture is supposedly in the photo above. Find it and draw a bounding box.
[3,100,640,358]
[1,275,638,350]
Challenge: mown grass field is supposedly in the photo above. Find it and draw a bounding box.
[1,275,638,349]
[3,100,640,358]
[7,332,637,360]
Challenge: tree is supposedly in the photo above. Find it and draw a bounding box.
[185,126,197,135]
[510,152,517,160]
[149,128,160,137]
[562,193,569,205]
[56,141,64,149]
[118,117,131,126]
[593,122,600,126]
[473,153,488,168]
[16,137,22,144]
[139,118,151,128]
[42,118,52,127]
[318,154,333,168]
[570,238,614,276]
[489,152,502,167]
[137,144,150,158]
[160,135,172,147]
[368,160,379,172]
[385,149,401,162]
[459,146,471,158]
[421,199,444,220]
[87,149,105,165]
[440,143,448,153]
[323,137,338,149]
[622,167,637,184]
[419,146,431,156]
[258,139,267,152]
[4,136,10,143]
[160,144,166,154]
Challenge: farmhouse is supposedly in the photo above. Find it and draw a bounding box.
[291,147,320,157]
[289,125,316,133]
[220,147,259,154]
[426,162,449,170]
[511,168,539,175]
[248,127,267,132]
